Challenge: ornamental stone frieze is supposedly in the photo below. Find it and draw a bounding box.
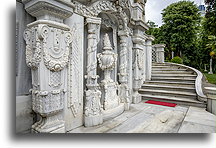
[22,0,74,133]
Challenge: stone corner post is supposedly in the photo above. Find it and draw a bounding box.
[153,44,166,63]
[145,35,155,81]
[22,0,74,133]
[84,17,103,127]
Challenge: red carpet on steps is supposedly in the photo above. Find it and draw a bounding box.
[145,100,177,107]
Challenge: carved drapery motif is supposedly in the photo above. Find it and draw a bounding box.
[24,27,42,69]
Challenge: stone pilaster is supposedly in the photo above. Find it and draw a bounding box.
[132,30,146,104]
[118,30,130,110]
[145,35,154,81]
[84,17,103,127]
[22,0,74,133]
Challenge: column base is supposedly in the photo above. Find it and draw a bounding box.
[103,103,124,121]
[31,121,65,133]
[84,115,103,127]
[132,92,142,104]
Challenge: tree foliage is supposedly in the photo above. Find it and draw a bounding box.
[161,1,201,60]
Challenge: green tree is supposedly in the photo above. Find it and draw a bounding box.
[160,1,201,67]
[146,21,164,45]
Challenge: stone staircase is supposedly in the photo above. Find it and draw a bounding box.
[139,63,206,108]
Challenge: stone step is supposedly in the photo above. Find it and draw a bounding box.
[152,74,197,79]
[145,81,195,87]
[141,84,196,93]
[152,71,194,74]
[141,94,206,108]
[139,89,197,99]
[152,65,186,69]
[152,69,188,71]
[151,77,196,83]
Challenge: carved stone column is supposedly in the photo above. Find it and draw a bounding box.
[22,0,74,133]
[118,30,130,110]
[145,35,154,81]
[84,17,103,127]
[132,32,146,104]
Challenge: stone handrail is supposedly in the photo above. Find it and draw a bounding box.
[165,62,207,102]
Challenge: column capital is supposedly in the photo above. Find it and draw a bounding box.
[86,17,102,25]
[22,0,74,22]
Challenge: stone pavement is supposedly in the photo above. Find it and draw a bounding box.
[69,102,216,133]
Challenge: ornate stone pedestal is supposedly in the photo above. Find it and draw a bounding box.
[23,0,74,133]
[98,33,124,120]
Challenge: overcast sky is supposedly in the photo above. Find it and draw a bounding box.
[145,0,205,27]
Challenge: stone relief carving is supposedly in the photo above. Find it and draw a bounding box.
[49,71,62,87]
[74,1,117,17]
[98,33,119,110]
[41,25,72,72]
[85,89,103,117]
[23,27,42,69]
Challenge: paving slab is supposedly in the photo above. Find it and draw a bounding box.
[183,106,216,127]
[69,103,216,133]
[178,121,216,133]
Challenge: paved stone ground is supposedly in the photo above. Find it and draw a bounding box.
[69,102,216,133]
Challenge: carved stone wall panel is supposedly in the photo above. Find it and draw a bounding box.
[64,13,84,131]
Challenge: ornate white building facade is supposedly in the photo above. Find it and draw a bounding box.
[16,0,165,133]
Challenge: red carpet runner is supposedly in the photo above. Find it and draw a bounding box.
[145,100,177,107]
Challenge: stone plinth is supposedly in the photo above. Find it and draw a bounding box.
[205,87,216,115]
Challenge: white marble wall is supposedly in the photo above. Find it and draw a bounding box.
[64,13,84,132]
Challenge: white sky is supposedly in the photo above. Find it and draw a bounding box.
[145,0,205,26]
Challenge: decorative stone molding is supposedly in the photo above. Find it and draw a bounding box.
[73,0,129,31]
[22,0,74,22]
[23,0,74,133]
[84,17,103,127]
[74,1,117,17]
